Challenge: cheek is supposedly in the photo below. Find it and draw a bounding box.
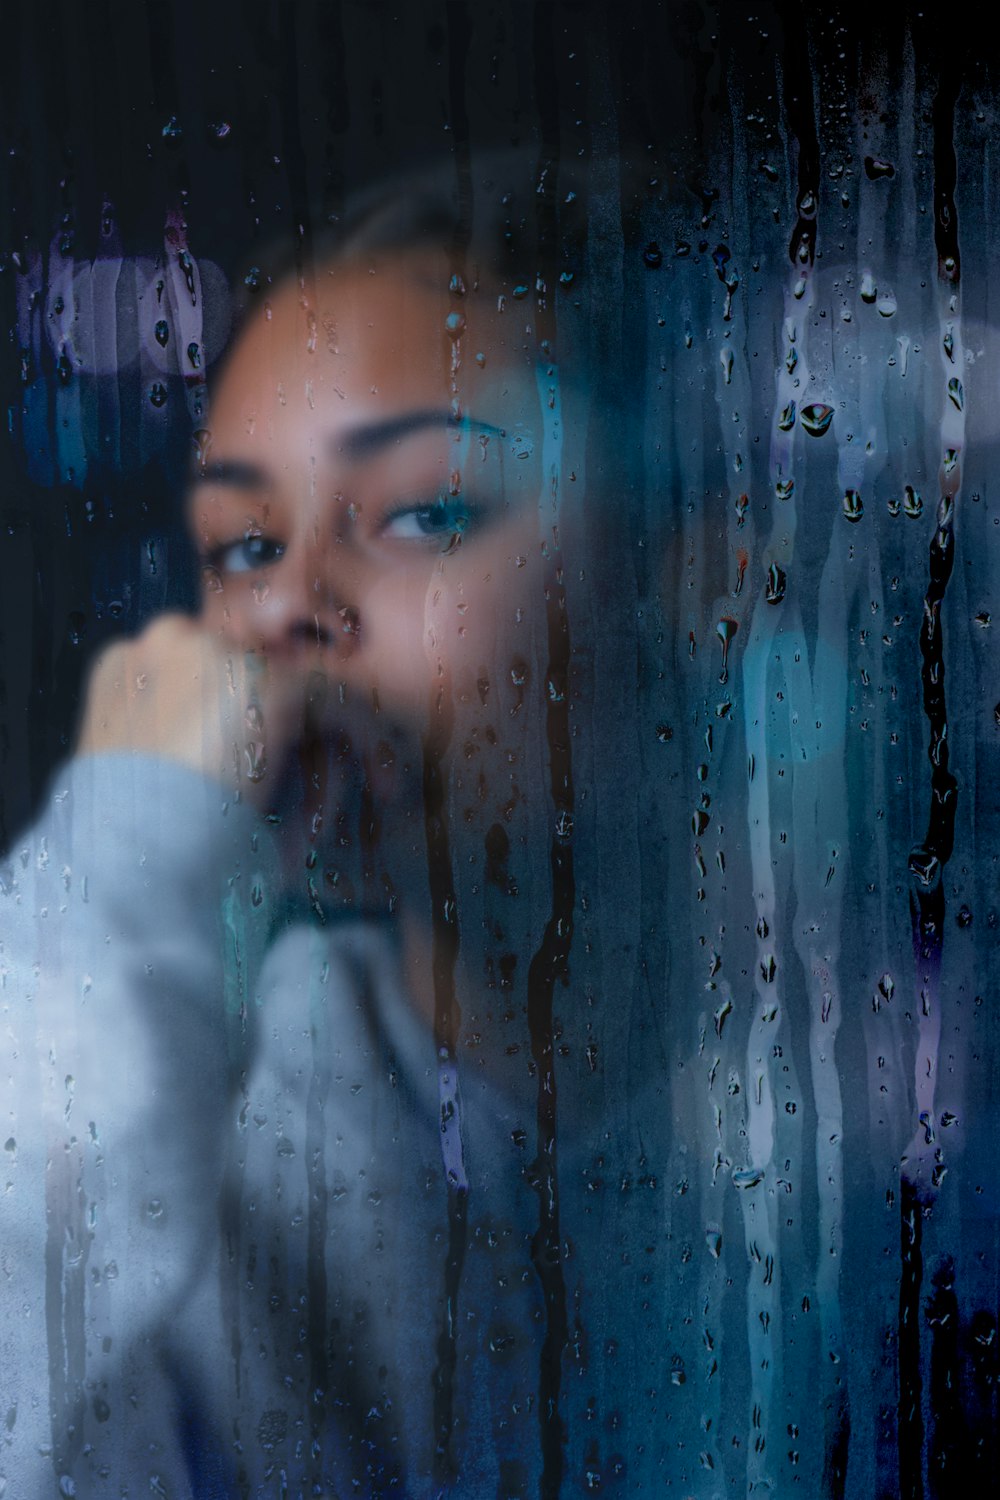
[429,541,546,696]
[198,576,259,644]
[360,547,542,710]
[360,570,438,710]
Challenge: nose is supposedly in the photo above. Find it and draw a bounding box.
[250,535,362,661]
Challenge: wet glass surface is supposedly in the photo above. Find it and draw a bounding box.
[1,5,998,1496]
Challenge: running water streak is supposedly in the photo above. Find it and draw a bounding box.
[524,374,573,1500]
[422,693,469,1476]
[522,31,574,1491]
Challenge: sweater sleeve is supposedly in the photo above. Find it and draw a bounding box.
[0,754,278,1495]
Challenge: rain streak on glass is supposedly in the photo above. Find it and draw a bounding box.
[1,9,999,1500]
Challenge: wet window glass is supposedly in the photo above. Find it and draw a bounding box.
[1,5,996,1496]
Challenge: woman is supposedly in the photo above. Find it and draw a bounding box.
[3,153,638,1498]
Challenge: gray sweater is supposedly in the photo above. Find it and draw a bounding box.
[1,756,552,1497]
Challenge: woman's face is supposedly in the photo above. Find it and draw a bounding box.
[189,253,550,748]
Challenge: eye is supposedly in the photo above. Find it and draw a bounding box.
[380,497,480,545]
[208,534,286,574]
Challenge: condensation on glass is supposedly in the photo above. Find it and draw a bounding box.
[0,7,997,1498]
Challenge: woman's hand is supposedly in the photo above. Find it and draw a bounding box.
[76,613,319,807]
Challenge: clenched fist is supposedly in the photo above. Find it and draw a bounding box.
[76,614,323,807]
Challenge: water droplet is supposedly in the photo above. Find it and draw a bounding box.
[244,266,262,292]
[444,311,466,338]
[674,239,691,258]
[943,448,959,475]
[161,116,183,143]
[149,383,167,408]
[642,241,663,268]
[655,723,673,743]
[943,327,955,362]
[956,905,973,929]
[555,811,574,841]
[177,252,197,304]
[67,610,86,645]
[716,616,738,683]
[732,1166,764,1190]
[765,562,786,603]
[760,953,776,983]
[154,319,169,348]
[187,341,202,369]
[191,432,212,473]
[904,485,922,519]
[842,489,863,523]
[860,271,877,304]
[775,476,795,501]
[877,292,897,317]
[735,492,749,526]
[558,268,574,286]
[948,377,964,411]
[908,845,940,886]
[721,348,733,384]
[777,401,796,431]
[511,284,529,301]
[800,402,834,437]
[208,120,231,142]
[705,1229,722,1258]
[785,345,798,374]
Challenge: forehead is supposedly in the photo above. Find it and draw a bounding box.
[209,253,540,442]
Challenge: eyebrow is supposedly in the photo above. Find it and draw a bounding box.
[192,457,269,489]
[335,409,503,460]
[191,411,504,489]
